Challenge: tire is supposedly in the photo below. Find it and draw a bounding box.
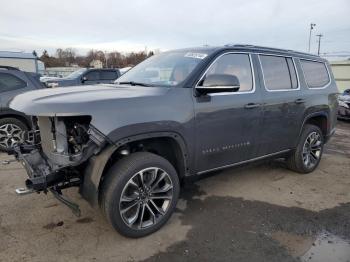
[287,124,324,174]
[0,118,28,152]
[100,152,180,238]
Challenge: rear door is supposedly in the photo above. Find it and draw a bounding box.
[194,52,264,173]
[257,54,305,155]
[0,71,32,110]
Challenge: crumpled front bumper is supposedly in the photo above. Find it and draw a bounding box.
[13,145,63,192]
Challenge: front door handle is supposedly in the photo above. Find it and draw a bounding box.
[244,103,261,109]
[295,98,306,104]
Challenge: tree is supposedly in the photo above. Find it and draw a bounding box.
[39,48,156,69]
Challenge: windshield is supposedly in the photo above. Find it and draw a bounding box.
[115,51,209,87]
[65,68,87,79]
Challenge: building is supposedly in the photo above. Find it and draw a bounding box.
[330,60,350,93]
[0,51,43,73]
[90,59,103,69]
[44,66,81,78]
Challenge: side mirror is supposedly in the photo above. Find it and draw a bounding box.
[196,74,240,95]
[81,76,88,83]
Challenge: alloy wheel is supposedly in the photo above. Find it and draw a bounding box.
[302,131,322,169]
[119,167,174,230]
[0,123,24,149]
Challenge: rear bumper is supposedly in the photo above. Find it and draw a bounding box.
[324,128,336,144]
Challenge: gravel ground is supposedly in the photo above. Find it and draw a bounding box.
[0,121,349,262]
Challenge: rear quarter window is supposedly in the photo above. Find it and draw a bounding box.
[300,60,330,88]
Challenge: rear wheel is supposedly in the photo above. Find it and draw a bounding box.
[100,152,180,238]
[0,118,28,152]
[287,124,324,173]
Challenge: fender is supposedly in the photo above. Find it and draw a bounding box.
[80,131,189,207]
[297,111,329,144]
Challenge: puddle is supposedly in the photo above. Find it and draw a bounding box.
[272,231,350,262]
[271,231,315,257]
[301,232,350,262]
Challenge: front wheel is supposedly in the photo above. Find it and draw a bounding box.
[287,124,324,173]
[100,152,180,238]
[0,118,28,152]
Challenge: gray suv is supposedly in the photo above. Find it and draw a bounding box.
[9,45,338,237]
[43,68,121,87]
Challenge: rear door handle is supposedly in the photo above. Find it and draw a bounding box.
[244,103,261,109]
[295,98,306,104]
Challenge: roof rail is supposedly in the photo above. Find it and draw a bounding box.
[0,65,20,71]
[224,43,255,48]
[224,44,320,58]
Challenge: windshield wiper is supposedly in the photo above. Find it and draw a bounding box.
[117,81,153,87]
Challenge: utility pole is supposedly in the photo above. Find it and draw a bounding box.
[104,51,108,68]
[308,23,316,53]
[316,34,323,56]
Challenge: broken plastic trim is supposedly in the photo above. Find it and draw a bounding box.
[50,188,81,217]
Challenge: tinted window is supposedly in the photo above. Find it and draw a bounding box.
[100,71,118,80]
[201,53,253,91]
[260,55,298,90]
[300,60,329,88]
[0,73,27,92]
[84,71,99,81]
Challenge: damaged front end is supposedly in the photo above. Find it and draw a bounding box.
[12,115,107,215]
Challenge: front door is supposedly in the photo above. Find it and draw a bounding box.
[194,53,263,173]
[82,70,101,85]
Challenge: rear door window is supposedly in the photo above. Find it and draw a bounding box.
[100,70,119,80]
[300,60,330,88]
[259,55,298,90]
[0,73,27,93]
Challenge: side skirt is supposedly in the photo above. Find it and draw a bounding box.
[196,149,291,175]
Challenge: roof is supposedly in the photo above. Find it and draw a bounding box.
[173,44,322,60]
[0,51,37,59]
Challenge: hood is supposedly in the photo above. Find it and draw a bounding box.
[10,84,170,117]
[40,76,61,82]
[44,78,78,87]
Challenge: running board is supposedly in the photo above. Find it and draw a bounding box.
[49,189,81,217]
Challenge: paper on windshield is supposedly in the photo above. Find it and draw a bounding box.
[184,52,208,59]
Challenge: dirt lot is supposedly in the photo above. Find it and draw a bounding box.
[0,121,349,262]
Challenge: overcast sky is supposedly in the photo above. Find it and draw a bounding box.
[1,0,349,56]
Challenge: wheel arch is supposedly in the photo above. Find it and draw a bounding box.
[298,111,329,142]
[0,112,32,128]
[80,131,189,207]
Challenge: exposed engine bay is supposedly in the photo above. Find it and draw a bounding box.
[13,116,106,196]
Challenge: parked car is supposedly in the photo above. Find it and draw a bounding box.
[338,88,350,120]
[42,68,121,87]
[0,66,45,151]
[9,45,338,238]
